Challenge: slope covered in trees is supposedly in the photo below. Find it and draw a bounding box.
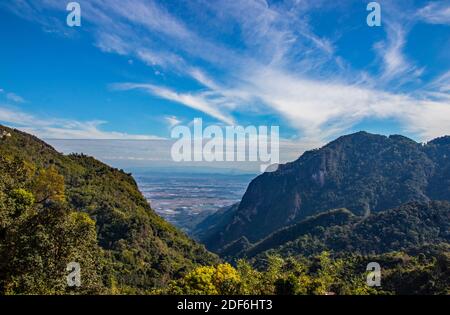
[0,125,218,294]
[237,201,450,259]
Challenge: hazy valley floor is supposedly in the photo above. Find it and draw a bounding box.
[135,172,254,233]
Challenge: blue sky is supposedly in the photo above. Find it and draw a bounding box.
[1,0,450,169]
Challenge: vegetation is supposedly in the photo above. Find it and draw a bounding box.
[0,155,104,294]
[155,248,450,295]
[238,202,450,259]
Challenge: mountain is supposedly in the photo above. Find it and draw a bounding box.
[240,201,450,259]
[198,132,450,252]
[0,125,218,294]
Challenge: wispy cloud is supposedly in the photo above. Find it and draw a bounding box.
[0,105,161,140]
[428,71,450,93]
[234,66,450,141]
[375,23,410,81]
[372,1,425,85]
[0,88,26,104]
[6,92,26,103]
[3,0,450,144]
[113,82,235,125]
[165,115,182,128]
[417,1,450,25]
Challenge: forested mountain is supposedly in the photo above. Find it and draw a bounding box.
[198,132,450,253]
[0,125,218,294]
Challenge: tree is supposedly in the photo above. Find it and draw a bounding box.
[308,252,343,295]
[274,274,300,295]
[236,259,263,294]
[0,164,106,294]
[31,166,65,204]
[163,263,240,295]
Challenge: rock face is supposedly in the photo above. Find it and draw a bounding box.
[199,131,450,252]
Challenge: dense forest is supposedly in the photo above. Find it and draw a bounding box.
[1,125,449,295]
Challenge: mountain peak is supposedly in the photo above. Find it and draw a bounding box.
[320,132,391,152]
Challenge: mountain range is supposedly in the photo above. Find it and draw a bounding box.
[196,132,450,254]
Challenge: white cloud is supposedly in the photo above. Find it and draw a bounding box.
[0,88,26,103]
[106,0,193,40]
[402,100,450,140]
[95,33,130,56]
[165,115,182,128]
[189,68,220,90]
[234,66,450,142]
[0,105,162,140]
[112,83,235,125]
[373,19,423,85]
[6,92,26,103]
[417,2,450,25]
[427,71,450,93]
[376,24,408,78]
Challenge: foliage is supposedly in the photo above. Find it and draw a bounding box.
[160,263,240,295]
[245,201,450,260]
[32,166,66,204]
[0,157,104,294]
[157,249,448,295]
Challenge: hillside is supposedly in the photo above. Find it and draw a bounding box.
[240,201,450,259]
[0,125,218,294]
[192,203,240,241]
[198,132,450,253]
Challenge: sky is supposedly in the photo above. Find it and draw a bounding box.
[1,0,450,171]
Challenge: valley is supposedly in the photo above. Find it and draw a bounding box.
[135,172,254,233]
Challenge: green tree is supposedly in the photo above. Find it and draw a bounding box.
[236,259,263,294]
[0,164,105,294]
[163,263,240,295]
[31,166,65,204]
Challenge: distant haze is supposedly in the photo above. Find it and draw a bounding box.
[46,138,304,173]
